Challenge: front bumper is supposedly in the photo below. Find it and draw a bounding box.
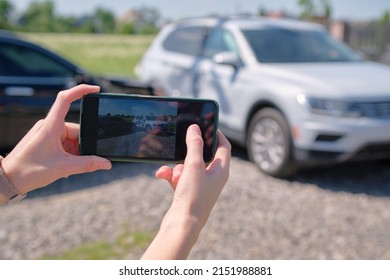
[293,116,390,164]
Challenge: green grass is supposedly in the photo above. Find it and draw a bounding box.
[22,33,155,77]
[40,229,154,260]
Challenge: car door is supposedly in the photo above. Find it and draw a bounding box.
[157,25,208,98]
[195,27,249,135]
[0,40,79,149]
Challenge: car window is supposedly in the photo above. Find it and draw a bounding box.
[0,42,75,77]
[162,26,207,56]
[203,28,240,58]
[242,28,361,63]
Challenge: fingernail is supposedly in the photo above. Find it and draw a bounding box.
[101,160,112,170]
[189,124,201,135]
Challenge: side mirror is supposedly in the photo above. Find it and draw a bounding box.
[213,51,242,69]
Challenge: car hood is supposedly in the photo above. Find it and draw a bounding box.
[256,61,390,100]
[94,74,153,95]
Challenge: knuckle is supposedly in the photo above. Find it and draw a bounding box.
[35,119,45,127]
[192,135,204,145]
[56,90,69,103]
[226,141,232,152]
[188,135,204,150]
[185,156,205,169]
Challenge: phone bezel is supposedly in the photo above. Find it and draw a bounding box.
[79,93,219,164]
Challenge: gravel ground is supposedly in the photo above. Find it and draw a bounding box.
[97,131,176,159]
[1,147,390,260]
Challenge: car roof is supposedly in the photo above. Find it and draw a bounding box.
[0,29,82,73]
[229,17,325,32]
[0,29,20,39]
[174,15,325,32]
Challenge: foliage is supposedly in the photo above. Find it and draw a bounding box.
[94,7,116,33]
[2,0,160,34]
[380,10,390,25]
[18,0,56,32]
[0,0,14,29]
[297,0,332,20]
[117,22,135,35]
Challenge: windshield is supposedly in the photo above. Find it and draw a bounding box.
[242,28,361,63]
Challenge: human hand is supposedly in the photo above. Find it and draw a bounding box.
[157,124,230,224]
[142,124,231,259]
[1,84,112,196]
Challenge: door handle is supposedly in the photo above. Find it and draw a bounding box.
[4,87,35,97]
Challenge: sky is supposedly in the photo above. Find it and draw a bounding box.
[12,0,390,22]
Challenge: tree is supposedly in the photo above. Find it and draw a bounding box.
[258,6,267,17]
[117,22,135,34]
[0,0,14,29]
[18,0,56,32]
[93,7,116,33]
[297,0,331,21]
[380,10,390,25]
[297,0,315,20]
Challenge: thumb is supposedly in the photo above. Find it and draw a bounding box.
[185,124,204,165]
[63,155,112,176]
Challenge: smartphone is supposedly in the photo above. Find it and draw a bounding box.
[79,93,219,163]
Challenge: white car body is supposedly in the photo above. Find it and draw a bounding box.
[137,16,390,176]
[134,115,170,132]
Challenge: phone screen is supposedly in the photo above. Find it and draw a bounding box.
[79,93,218,163]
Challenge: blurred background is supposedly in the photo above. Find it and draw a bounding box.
[1,0,390,75]
[1,0,390,260]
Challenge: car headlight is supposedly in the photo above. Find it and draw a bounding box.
[296,94,361,118]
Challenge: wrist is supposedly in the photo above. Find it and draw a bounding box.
[162,212,202,237]
[0,156,26,204]
[163,210,204,243]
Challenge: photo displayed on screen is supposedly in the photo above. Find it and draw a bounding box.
[96,97,178,159]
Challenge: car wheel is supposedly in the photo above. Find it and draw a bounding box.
[247,108,297,177]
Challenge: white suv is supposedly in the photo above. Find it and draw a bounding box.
[133,115,171,133]
[137,16,390,177]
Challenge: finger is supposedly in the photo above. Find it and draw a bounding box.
[172,164,184,183]
[62,138,79,155]
[156,165,181,190]
[64,122,80,141]
[214,130,231,160]
[207,130,231,175]
[47,84,100,126]
[156,165,173,181]
[184,124,204,165]
[62,155,112,176]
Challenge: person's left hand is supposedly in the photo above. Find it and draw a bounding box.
[1,84,112,195]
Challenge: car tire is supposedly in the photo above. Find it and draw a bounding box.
[247,108,297,177]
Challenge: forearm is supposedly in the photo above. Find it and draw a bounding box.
[141,214,202,260]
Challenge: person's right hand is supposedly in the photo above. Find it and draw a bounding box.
[142,124,231,259]
[157,124,230,224]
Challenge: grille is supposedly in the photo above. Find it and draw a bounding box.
[357,101,390,118]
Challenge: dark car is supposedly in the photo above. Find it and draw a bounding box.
[0,30,153,150]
